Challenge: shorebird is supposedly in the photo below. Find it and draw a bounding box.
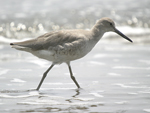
[10,17,133,90]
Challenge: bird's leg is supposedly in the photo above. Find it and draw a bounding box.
[67,63,80,88]
[36,64,55,90]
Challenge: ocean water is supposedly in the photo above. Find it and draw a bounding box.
[0,0,150,113]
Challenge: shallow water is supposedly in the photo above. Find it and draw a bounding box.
[0,43,150,113]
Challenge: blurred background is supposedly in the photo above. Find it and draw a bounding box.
[0,0,150,43]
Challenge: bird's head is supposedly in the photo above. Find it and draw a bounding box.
[94,17,133,43]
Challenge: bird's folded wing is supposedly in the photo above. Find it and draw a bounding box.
[10,30,83,51]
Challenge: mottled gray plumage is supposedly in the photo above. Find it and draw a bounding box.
[10,17,133,90]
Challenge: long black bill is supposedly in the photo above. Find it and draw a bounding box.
[114,28,133,43]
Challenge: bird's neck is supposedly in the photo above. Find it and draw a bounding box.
[91,25,105,40]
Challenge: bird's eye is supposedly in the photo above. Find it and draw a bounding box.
[110,23,113,26]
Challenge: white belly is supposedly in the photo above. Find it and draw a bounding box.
[31,43,94,64]
[32,49,86,64]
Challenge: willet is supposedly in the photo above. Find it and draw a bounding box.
[10,17,133,90]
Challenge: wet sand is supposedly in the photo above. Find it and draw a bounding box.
[0,41,150,113]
